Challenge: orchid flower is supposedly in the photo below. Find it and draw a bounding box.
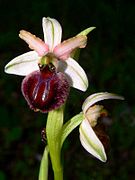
[79,92,124,162]
[4,17,95,91]
[4,17,95,112]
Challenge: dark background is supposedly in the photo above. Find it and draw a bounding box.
[0,0,135,179]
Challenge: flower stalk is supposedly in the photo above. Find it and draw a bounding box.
[46,106,64,180]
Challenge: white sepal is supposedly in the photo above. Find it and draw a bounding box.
[42,17,62,51]
[79,118,107,162]
[82,92,124,114]
[57,57,88,91]
[5,51,39,76]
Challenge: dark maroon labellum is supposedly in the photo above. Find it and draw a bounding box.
[21,63,70,113]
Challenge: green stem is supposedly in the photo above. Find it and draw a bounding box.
[53,169,63,180]
[46,106,64,180]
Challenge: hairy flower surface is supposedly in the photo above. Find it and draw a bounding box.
[4,17,96,112]
[79,92,124,162]
[22,63,70,112]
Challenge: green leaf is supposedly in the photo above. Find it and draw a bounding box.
[39,146,49,180]
[61,113,84,147]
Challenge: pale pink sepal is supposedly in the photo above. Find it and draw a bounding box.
[53,35,87,60]
[42,17,62,51]
[19,30,49,56]
[79,118,107,162]
[57,57,88,91]
[4,51,39,76]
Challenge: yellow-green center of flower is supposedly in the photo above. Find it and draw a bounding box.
[38,53,57,67]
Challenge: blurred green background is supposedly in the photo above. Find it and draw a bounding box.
[0,0,135,179]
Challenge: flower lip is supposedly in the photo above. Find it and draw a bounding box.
[21,63,70,113]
